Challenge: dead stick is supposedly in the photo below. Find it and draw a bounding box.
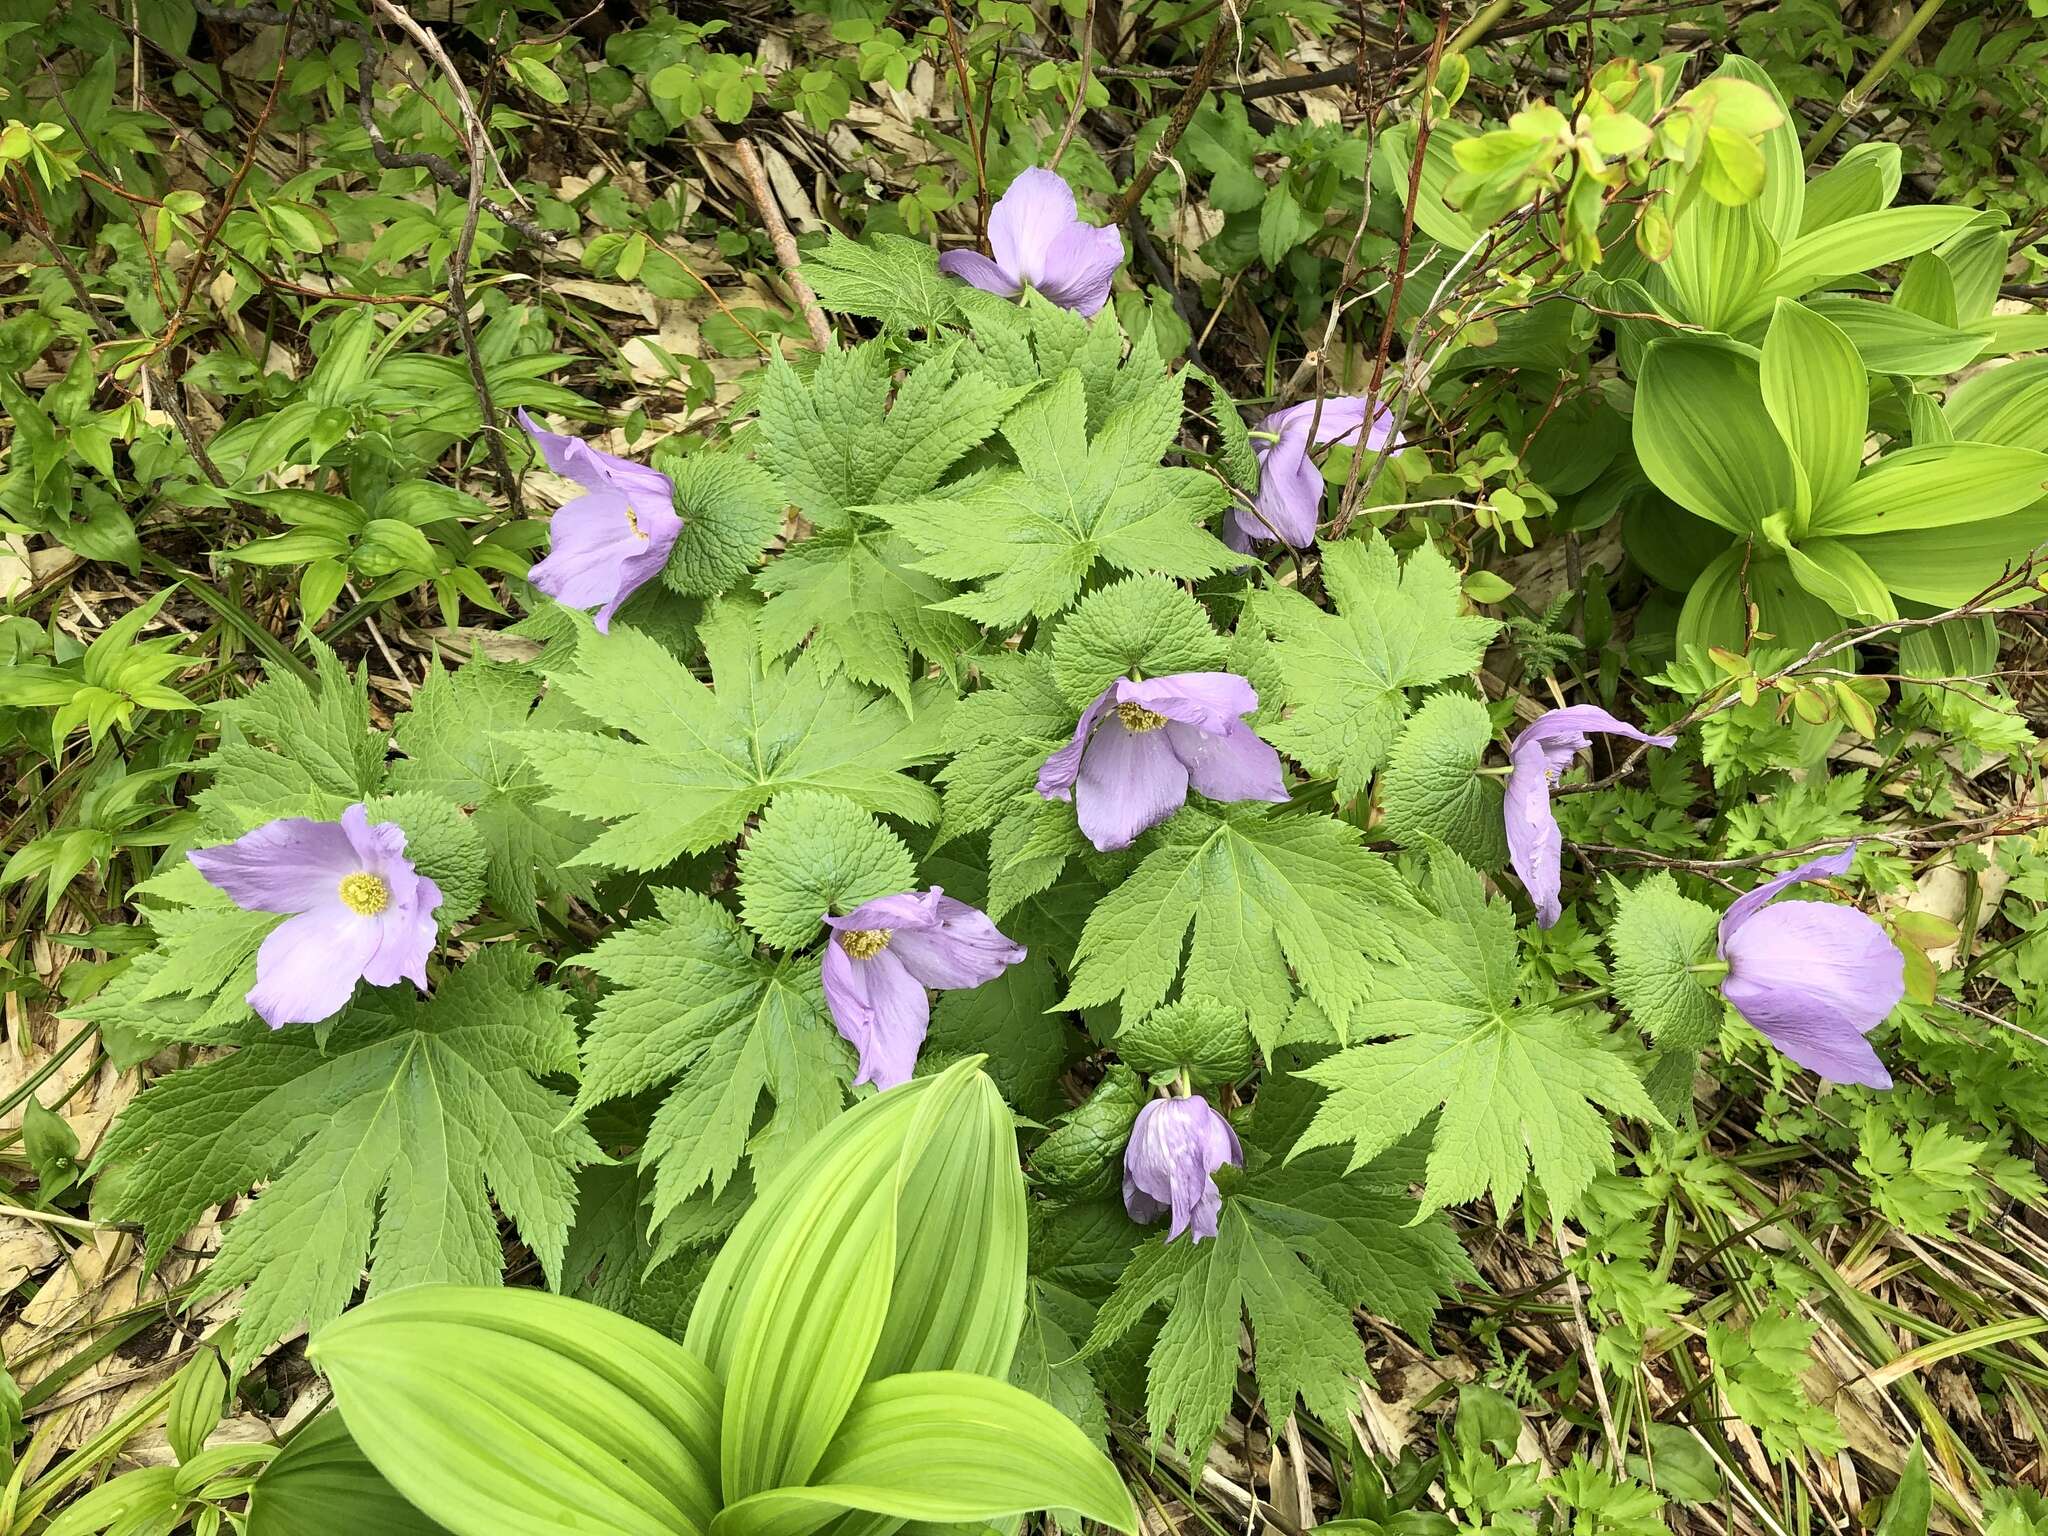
[734,139,834,352]
[1107,14,1229,225]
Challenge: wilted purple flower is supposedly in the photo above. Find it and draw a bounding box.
[1038,673,1289,853]
[821,887,1027,1091]
[936,167,1125,317]
[517,409,681,633]
[189,804,444,1028]
[1507,705,1677,928]
[1123,1094,1243,1243]
[1718,846,1902,1089]
[1226,396,1402,551]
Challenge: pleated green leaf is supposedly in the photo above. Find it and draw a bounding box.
[708,1372,1138,1536]
[1761,300,1866,516]
[1634,339,1797,535]
[1811,444,2048,535]
[311,1287,723,1536]
[247,1411,451,1536]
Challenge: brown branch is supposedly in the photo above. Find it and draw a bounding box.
[936,0,990,244]
[1331,4,1450,538]
[1107,14,1229,226]
[1048,0,1096,173]
[733,139,834,353]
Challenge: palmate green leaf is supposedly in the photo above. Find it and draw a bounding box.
[212,640,385,804]
[524,603,950,871]
[1085,1089,1469,1459]
[935,652,1075,847]
[1061,805,1416,1053]
[92,948,597,1370]
[388,655,594,924]
[1251,534,1498,803]
[872,369,1237,627]
[1607,872,1723,1051]
[1293,849,1662,1217]
[575,887,850,1216]
[798,230,961,332]
[310,1286,723,1536]
[755,343,1026,531]
[754,527,978,704]
[659,451,784,598]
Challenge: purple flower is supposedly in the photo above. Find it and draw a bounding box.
[1038,673,1289,852]
[821,887,1027,1091]
[189,804,444,1028]
[1718,846,1902,1089]
[1122,1095,1243,1243]
[1507,705,1677,928]
[1226,396,1401,551]
[517,409,682,633]
[936,167,1125,317]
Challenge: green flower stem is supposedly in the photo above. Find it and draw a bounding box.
[1803,0,1950,164]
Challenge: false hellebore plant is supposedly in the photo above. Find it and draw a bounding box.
[306,1062,1136,1536]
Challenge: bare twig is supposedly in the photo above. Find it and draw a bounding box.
[936,0,991,242]
[1047,0,1096,173]
[1107,12,1230,225]
[733,139,834,352]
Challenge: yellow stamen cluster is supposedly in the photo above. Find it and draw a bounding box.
[838,927,893,960]
[338,871,392,916]
[1115,702,1168,733]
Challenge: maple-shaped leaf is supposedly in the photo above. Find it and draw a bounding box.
[754,342,1026,530]
[521,602,952,871]
[872,368,1238,627]
[1084,1067,1471,1459]
[797,230,962,332]
[573,885,850,1220]
[754,527,977,704]
[194,642,383,834]
[1060,804,1416,1052]
[388,655,594,922]
[1251,534,1499,802]
[1293,847,1663,1217]
[91,948,596,1369]
[751,343,1017,698]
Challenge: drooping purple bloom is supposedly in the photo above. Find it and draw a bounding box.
[1123,1095,1243,1243]
[936,167,1125,317]
[1038,673,1289,852]
[1226,396,1402,551]
[1506,705,1677,928]
[1718,846,1902,1089]
[517,408,682,633]
[821,887,1027,1091]
[189,803,444,1028]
